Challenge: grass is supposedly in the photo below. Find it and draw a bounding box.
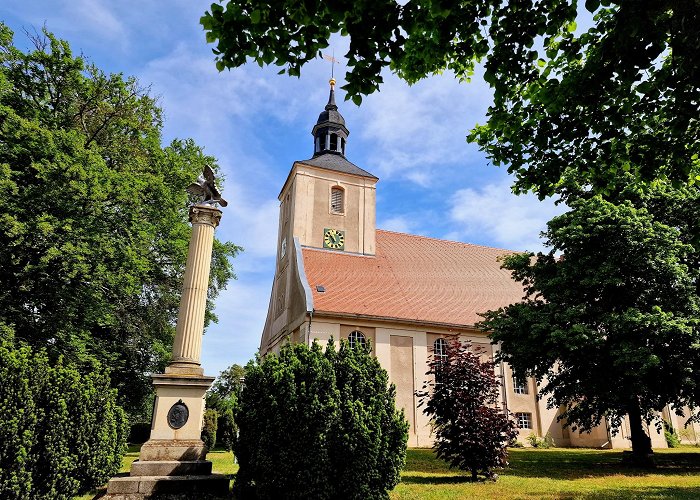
[392,446,700,499]
[77,445,700,499]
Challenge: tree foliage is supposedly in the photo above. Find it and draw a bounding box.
[478,182,700,458]
[205,363,246,452]
[0,24,240,420]
[201,0,699,196]
[0,326,128,500]
[206,362,246,408]
[201,408,219,450]
[418,339,517,481]
[233,340,408,500]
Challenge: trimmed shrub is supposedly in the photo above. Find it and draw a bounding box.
[0,329,127,499]
[527,432,554,449]
[217,404,237,452]
[233,340,408,500]
[664,423,681,448]
[201,409,218,449]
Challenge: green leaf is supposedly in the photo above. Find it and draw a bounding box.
[250,10,261,24]
[585,0,600,13]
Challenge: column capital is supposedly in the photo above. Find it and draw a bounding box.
[189,204,222,228]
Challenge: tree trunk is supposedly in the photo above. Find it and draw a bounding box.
[625,403,655,467]
[471,467,477,482]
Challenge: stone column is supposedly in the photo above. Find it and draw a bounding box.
[166,204,222,376]
[137,203,222,461]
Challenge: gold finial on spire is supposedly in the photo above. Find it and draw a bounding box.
[329,77,336,89]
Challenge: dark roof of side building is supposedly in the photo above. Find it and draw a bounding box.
[297,153,378,180]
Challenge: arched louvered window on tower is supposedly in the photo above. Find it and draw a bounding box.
[329,133,338,152]
[330,186,344,214]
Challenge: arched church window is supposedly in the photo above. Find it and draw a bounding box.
[329,133,338,152]
[349,330,366,349]
[433,338,448,364]
[330,186,344,214]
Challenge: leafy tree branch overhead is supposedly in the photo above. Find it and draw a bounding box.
[201,0,700,198]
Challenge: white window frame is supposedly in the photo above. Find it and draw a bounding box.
[348,330,366,349]
[433,338,448,364]
[513,375,528,395]
[516,412,532,429]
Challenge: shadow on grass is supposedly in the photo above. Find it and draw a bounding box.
[570,486,700,500]
[403,448,700,483]
[400,473,474,485]
[504,449,700,480]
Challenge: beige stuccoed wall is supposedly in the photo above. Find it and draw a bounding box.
[270,315,671,451]
[289,164,376,255]
[664,406,700,445]
[310,317,508,448]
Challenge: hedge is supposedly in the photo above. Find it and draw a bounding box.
[233,340,408,500]
[0,329,128,499]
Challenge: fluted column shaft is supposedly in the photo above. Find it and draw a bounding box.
[167,204,222,375]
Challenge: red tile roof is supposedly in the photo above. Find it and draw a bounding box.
[301,230,525,327]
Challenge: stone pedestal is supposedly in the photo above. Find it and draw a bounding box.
[105,204,228,499]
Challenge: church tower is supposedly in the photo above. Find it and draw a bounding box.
[261,79,378,349]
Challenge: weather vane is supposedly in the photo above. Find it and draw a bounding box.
[322,50,339,80]
[187,165,228,207]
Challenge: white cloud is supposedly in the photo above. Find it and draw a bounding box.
[7,0,127,43]
[379,216,414,233]
[448,178,565,252]
[351,69,493,185]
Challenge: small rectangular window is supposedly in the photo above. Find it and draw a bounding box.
[329,133,338,151]
[513,375,528,395]
[516,412,532,429]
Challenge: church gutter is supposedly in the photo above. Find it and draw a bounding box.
[309,310,485,333]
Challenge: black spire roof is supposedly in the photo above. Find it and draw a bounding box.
[300,79,376,179]
[314,80,346,130]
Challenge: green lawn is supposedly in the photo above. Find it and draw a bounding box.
[78,445,700,499]
[393,447,700,499]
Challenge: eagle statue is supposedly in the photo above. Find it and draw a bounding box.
[187,165,228,207]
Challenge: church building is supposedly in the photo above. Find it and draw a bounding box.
[260,80,693,448]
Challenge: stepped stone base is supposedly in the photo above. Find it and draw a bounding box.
[139,439,208,461]
[130,460,212,476]
[104,473,229,499]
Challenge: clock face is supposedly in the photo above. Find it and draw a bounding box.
[323,228,345,250]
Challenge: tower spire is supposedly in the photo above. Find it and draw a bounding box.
[326,77,337,110]
[312,78,349,158]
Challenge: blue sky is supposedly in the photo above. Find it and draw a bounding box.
[3,1,563,376]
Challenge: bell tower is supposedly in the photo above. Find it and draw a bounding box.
[261,79,378,351]
[275,78,378,260]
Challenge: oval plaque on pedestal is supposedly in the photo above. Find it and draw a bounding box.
[167,400,189,429]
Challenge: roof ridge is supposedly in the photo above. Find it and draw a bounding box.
[376,229,520,253]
